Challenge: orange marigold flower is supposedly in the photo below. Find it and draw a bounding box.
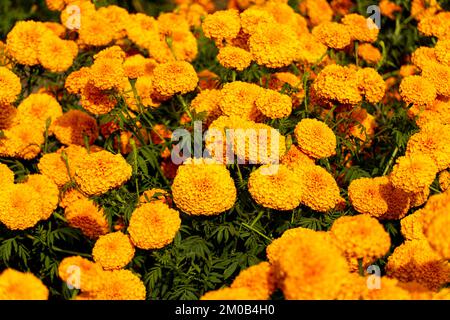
[0,163,14,186]
[357,43,382,64]
[356,67,386,104]
[363,277,412,300]
[65,198,109,239]
[17,93,62,129]
[78,13,115,47]
[37,34,77,72]
[299,0,333,26]
[0,269,48,300]
[217,46,252,71]
[230,262,276,300]
[218,81,264,121]
[399,75,436,107]
[379,0,402,19]
[0,103,18,130]
[401,209,427,241]
[417,12,450,39]
[341,13,379,42]
[296,33,328,65]
[65,67,91,94]
[25,174,59,221]
[128,202,181,250]
[93,232,135,270]
[240,7,275,34]
[60,188,87,209]
[294,118,336,159]
[421,61,450,97]
[97,5,130,40]
[89,58,125,91]
[92,269,146,300]
[152,61,198,97]
[438,170,450,191]
[139,188,171,206]
[399,65,419,77]
[123,54,158,79]
[51,110,98,146]
[409,186,430,207]
[202,9,241,43]
[0,123,44,160]
[280,144,315,169]
[0,67,21,104]
[58,255,105,293]
[255,89,292,119]
[80,85,117,115]
[312,22,352,50]
[411,47,438,70]
[190,89,222,125]
[411,0,441,21]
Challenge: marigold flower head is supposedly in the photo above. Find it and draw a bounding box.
[401,209,427,241]
[294,118,336,159]
[201,287,255,300]
[60,188,87,209]
[255,89,292,119]
[356,67,386,104]
[128,202,181,250]
[0,269,48,300]
[65,67,91,94]
[248,22,300,68]
[312,22,352,50]
[0,67,21,104]
[217,46,252,71]
[240,7,275,34]
[0,103,18,130]
[38,34,77,72]
[409,186,430,208]
[412,97,450,129]
[406,123,450,171]
[139,188,171,206]
[230,262,276,300]
[93,232,135,270]
[330,214,391,270]
[379,0,402,19]
[0,163,14,186]
[65,198,109,239]
[92,269,146,300]
[417,12,450,39]
[78,13,115,47]
[363,277,412,300]
[280,144,315,169]
[400,75,436,107]
[265,72,305,107]
[123,55,158,79]
[248,164,303,211]
[190,89,222,124]
[0,123,44,160]
[58,255,105,293]
[439,170,450,191]
[202,9,241,43]
[386,239,449,291]
[80,85,117,115]
[313,64,362,105]
[98,5,130,40]
[411,0,441,20]
[172,158,237,215]
[297,165,341,212]
[421,61,450,97]
[133,76,160,109]
[296,33,328,65]
[218,81,264,121]
[74,150,132,196]
[25,174,59,221]
[334,272,366,300]
[389,154,438,193]
[51,110,98,146]
[16,93,62,130]
[357,43,382,64]
[89,58,125,91]
[341,13,379,42]
[299,0,333,26]
[411,47,439,70]
[152,61,198,97]
[400,65,419,77]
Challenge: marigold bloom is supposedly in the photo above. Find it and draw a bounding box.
[421,62,450,97]
[255,89,292,119]
[190,89,222,124]
[0,67,21,104]
[312,22,351,50]
[298,165,341,212]
[65,67,91,94]
[363,277,412,300]
[74,150,132,196]
[218,81,264,121]
[409,186,430,207]
[0,269,48,300]
[93,269,146,300]
[411,47,439,70]
[412,97,450,128]
[248,164,303,211]
[139,188,171,206]
[341,13,379,42]
[0,123,44,160]
[390,154,438,193]
[417,12,450,39]
[330,214,391,270]
[128,202,181,250]
[201,287,255,300]
[400,209,426,242]
[240,7,275,34]
[60,188,87,209]
[80,85,117,115]
[230,262,276,300]
[217,46,252,71]
[296,33,327,65]
[357,43,382,64]
[89,58,125,91]
[78,13,115,47]
[152,61,198,97]
[400,75,436,107]
[0,103,18,130]
[65,198,109,239]
[0,184,42,230]
[58,256,105,293]
[52,110,98,146]
[294,118,336,159]
[399,65,419,77]
[123,55,158,79]
[280,144,315,169]
[172,158,237,215]
[411,0,441,20]
[25,174,59,221]
[356,68,386,104]
[16,93,62,130]
[379,0,402,19]
[98,5,130,40]
[0,163,14,186]
[439,170,450,191]
[313,64,362,105]
[134,76,160,109]
[202,9,241,43]
[38,34,77,72]
[299,0,333,26]
[386,239,449,291]
[93,232,135,270]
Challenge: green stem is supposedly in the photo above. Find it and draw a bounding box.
[382,146,399,176]
[52,246,91,258]
[242,223,272,242]
[251,211,264,227]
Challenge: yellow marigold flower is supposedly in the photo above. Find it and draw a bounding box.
[218,81,264,121]
[338,107,377,143]
[92,269,146,300]
[280,144,315,169]
[139,188,171,206]
[434,39,450,66]
[25,174,59,221]
[389,154,438,193]
[93,46,126,62]
[65,198,109,239]
[0,184,42,230]
[259,1,303,33]
[134,76,160,109]
[17,93,62,129]
[0,67,21,104]
[417,12,450,39]
[0,163,14,186]
[58,255,105,293]
[399,75,436,107]
[248,22,300,68]
[406,123,450,171]
[248,164,303,211]
[60,188,87,209]
[409,186,430,207]
[341,13,379,42]
[357,68,386,104]
[74,150,132,196]
[240,7,275,34]
[422,195,450,260]
[294,118,336,159]
[89,58,125,91]
[386,239,449,291]
[412,97,450,129]
[128,202,181,250]
[330,214,391,271]
[335,273,366,300]
[313,64,362,105]
[202,9,241,43]
[201,287,255,300]
[438,170,450,191]
[6,21,51,66]
[169,29,198,62]
[299,0,333,26]
[51,110,98,146]
[255,89,292,119]
[363,277,412,300]
[97,5,130,40]
[296,33,328,65]
[38,34,77,72]
[0,269,48,300]
[65,67,91,94]
[276,230,349,300]
[172,158,237,215]
[312,22,352,50]
[379,0,402,19]
[266,72,305,107]
[78,13,115,47]
[43,21,66,37]
[93,232,135,270]
[45,0,65,11]
[230,262,276,300]
[0,123,44,160]
[190,89,222,124]
[217,46,252,71]
[152,61,198,97]
[411,47,438,70]
[178,3,208,28]
[0,103,18,130]
[401,209,427,241]
[421,61,450,97]
[125,13,160,49]
[357,43,382,64]
[411,0,441,20]
[399,65,419,77]
[123,55,158,79]
[298,165,340,212]
[80,85,117,115]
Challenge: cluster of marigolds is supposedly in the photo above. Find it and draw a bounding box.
[0,0,449,300]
